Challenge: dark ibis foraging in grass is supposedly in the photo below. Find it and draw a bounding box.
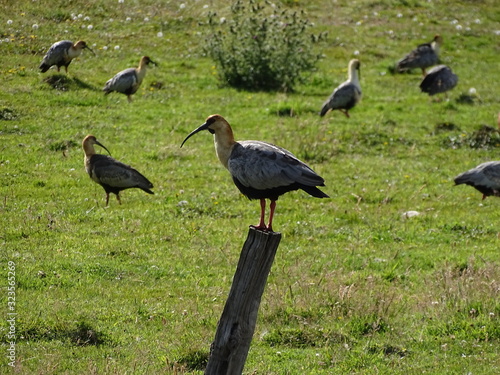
[103,56,157,102]
[454,161,500,200]
[82,135,154,206]
[396,35,442,76]
[419,65,458,97]
[320,59,362,118]
[39,40,95,73]
[180,114,329,232]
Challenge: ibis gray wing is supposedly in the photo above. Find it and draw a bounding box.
[397,43,438,70]
[103,68,138,94]
[455,161,500,186]
[41,40,73,66]
[477,162,500,187]
[92,155,152,189]
[228,141,324,190]
[321,82,359,113]
[420,65,458,95]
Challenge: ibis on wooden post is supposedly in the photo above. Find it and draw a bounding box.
[39,40,95,73]
[103,56,157,102]
[419,65,458,98]
[320,59,362,118]
[396,35,442,76]
[82,135,154,206]
[180,114,329,232]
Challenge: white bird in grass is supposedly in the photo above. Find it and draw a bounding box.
[320,59,362,118]
[396,35,443,76]
[419,65,458,97]
[39,40,95,73]
[454,161,500,200]
[83,135,154,206]
[180,115,329,232]
[103,56,157,102]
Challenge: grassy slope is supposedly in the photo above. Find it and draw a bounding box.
[1,0,500,373]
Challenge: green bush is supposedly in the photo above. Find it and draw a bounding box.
[204,0,325,92]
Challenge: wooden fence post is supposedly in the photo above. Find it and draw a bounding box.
[204,227,282,375]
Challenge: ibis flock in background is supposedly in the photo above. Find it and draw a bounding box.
[36,33,494,232]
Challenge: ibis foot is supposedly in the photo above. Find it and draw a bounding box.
[250,224,275,233]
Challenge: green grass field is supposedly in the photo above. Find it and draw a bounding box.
[1,0,500,373]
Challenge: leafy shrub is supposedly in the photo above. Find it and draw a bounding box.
[204,0,325,92]
[443,125,500,149]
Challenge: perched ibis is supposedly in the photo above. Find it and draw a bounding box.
[103,56,157,102]
[454,161,500,200]
[419,65,458,97]
[320,59,362,118]
[396,35,442,75]
[39,40,94,73]
[180,115,329,232]
[82,135,154,206]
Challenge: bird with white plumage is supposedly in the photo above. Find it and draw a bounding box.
[39,40,95,73]
[82,135,154,206]
[320,59,362,118]
[103,56,157,102]
[396,35,443,76]
[181,115,329,232]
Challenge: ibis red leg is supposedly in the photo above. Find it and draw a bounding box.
[251,199,267,231]
[267,200,277,232]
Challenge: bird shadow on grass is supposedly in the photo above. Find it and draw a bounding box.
[11,320,113,347]
[43,74,99,91]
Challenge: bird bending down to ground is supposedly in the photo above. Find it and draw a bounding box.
[454,161,500,200]
[82,135,154,206]
[419,65,458,97]
[39,40,95,73]
[180,114,329,232]
[103,56,157,102]
[320,59,362,118]
[396,35,442,76]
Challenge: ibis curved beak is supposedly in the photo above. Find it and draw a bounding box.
[149,59,158,67]
[95,140,111,156]
[180,122,210,148]
[85,45,96,56]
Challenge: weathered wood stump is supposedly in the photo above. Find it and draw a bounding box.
[204,227,282,375]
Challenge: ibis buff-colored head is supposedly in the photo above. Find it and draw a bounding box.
[82,135,111,157]
[181,115,329,232]
[320,59,362,118]
[103,56,157,102]
[39,40,95,73]
[82,135,154,206]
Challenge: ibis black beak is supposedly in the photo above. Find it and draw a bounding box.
[95,140,111,156]
[85,45,96,56]
[149,59,158,67]
[180,122,211,148]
